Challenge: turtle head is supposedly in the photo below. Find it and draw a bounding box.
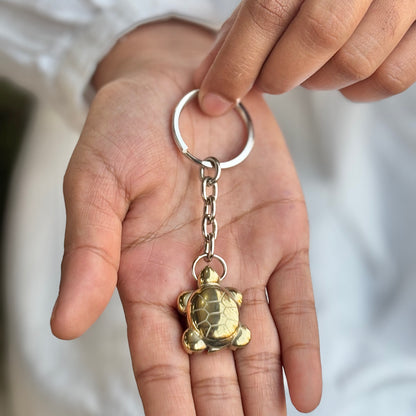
[198,266,220,286]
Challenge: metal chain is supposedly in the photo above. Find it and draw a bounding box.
[200,157,221,262]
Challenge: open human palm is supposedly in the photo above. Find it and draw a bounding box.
[51,21,321,416]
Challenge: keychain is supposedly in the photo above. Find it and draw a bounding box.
[172,89,254,354]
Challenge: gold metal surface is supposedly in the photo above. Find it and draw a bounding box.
[177,266,251,353]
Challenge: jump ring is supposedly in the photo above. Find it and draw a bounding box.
[172,89,254,169]
[200,157,221,183]
[192,254,228,281]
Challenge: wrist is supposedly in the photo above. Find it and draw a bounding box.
[92,19,215,90]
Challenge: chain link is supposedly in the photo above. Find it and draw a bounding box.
[200,157,221,261]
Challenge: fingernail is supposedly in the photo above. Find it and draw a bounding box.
[200,92,233,116]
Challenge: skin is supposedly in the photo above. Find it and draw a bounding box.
[196,0,416,115]
[50,21,322,415]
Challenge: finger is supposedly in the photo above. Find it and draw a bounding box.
[118,247,196,416]
[258,0,372,94]
[199,0,302,115]
[235,285,286,415]
[268,249,322,413]
[340,22,416,101]
[123,302,195,415]
[51,142,128,340]
[191,350,244,416]
[303,0,416,91]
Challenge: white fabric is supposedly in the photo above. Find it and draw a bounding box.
[0,0,236,130]
[268,88,416,415]
[2,0,416,415]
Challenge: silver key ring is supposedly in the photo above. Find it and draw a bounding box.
[172,89,254,169]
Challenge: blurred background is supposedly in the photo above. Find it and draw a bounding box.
[0,79,33,413]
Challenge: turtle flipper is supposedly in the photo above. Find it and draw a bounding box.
[182,328,207,353]
[227,288,243,307]
[177,291,193,315]
[231,325,251,349]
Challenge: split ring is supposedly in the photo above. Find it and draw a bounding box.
[172,89,254,169]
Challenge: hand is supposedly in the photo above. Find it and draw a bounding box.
[50,20,321,415]
[196,0,416,115]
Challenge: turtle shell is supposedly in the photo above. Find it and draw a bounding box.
[189,286,239,340]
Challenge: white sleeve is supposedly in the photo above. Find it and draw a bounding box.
[0,0,239,129]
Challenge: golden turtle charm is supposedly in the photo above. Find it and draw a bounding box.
[177,266,251,353]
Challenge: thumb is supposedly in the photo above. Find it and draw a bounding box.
[194,7,242,116]
[51,138,129,340]
[197,1,290,116]
[194,12,236,86]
